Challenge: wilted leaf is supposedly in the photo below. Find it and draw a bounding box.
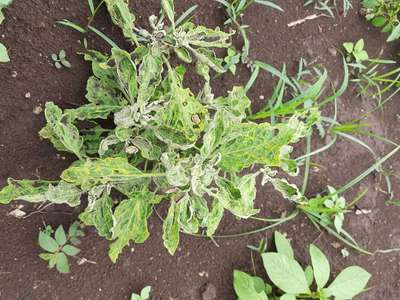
[162,201,180,255]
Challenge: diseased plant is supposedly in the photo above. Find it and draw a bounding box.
[0,0,320,263]
[0,0,13,63]
[233,231,371,300]
[38,222,84,274]
[362,0,400,41]
[131,286,151,300]
[51,49,72,69]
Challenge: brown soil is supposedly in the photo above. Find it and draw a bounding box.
[0,1,399,299]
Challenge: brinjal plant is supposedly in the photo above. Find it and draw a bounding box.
[233,231,371,300]
[362,0,400,42]
[0,0,320,264]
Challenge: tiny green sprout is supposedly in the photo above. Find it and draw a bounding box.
[131,286,151,300]
[224,47,241,75]
[234,232,371,300]
[51,49,72,69]
[38,222,84,274]
[343,39,369,64]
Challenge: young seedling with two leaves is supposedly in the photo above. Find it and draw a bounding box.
[131,286,151,300]
[233,231,371,300]
[0,0,13,63]
[51,49,72,69]
[38,222,84,274]
[215,0,283,63]
[0,0,320,265]
[362,0,400,42]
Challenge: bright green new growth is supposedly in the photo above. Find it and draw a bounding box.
[233,231,371,300]
[38,222,84,274]
[131,286,151,300]
[0,0,13,63]
[362,0,400,41]
[0,0,319,263]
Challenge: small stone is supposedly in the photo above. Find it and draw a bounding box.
[11,71,18,78]
[33,106,43,115]
[25,92,31,99]
[328,47,337,57]
[259,95,265,100]
[201,283,217,300]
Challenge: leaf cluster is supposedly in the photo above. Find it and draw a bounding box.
[233,231,371,300]
[362,0,400,41]
[38,222,84,274]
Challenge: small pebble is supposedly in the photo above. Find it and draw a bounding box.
[25,92,31,99]
[11,71,18,78]
[33,106,43,115]
[202,283,217,300]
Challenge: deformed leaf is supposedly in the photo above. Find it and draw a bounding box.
[233,270,268,300]
[162,201,180,255]
[104,0,137,42]
[0,179,50,204]
[109,190,157,263]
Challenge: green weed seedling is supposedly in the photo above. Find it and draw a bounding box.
[38,222,84,274]
[51,50,72,69]
[131,286,151,300]
[362,0,400,41]
[0,0,13,63]
[233,231,371,300]
[216,0,283,63]
[343,39,369,65]
[305,0,353,18]
[343,39,400,108]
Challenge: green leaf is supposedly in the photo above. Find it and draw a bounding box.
[233,270,268,300]
[140,286,151,299]
[325,266,371,299]
[38,231,59,253]
[262,252,310,295]
[112,48,138,103]
[0,179,50,204]
[174,47,192,63]
[137,53,163,104]
[274,232,294,259]
[0,42,10,62]
[104,0,137,42]
[354,39,364,52]
[304,265,314,287]
[61,157,158,190]
[80,192,114,239]
[42,102,84,159]
[161,0,175,26]
[45,181,82,207]
[109,191,157,262]
[162,201,180,255]
[213,86,251,120]
[55,226,67,246]
[215,175,259,219]
[56,252,70,273]
[62,245,80,256]
[206,199,224,236]
[343,42,354,54]
[219,116,308,172]
[309,244,330,290]
[371,16,386,27]
[155,82,208,148]
[388,24,400,42]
